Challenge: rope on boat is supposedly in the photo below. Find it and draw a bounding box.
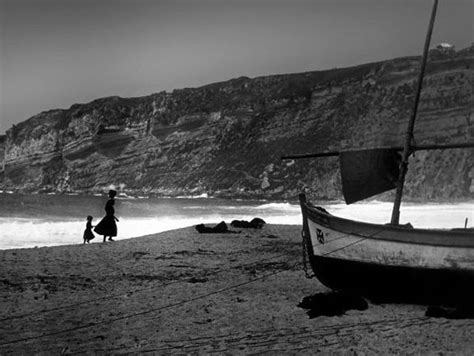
[301,226,390,279]
[322,227,391,257]
[321,236,369,257]
[301,226,369,279]
[301,227,316,279]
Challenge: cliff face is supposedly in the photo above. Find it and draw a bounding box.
[2,48,473,201]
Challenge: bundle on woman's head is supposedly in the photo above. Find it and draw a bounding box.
[108,189,117,198]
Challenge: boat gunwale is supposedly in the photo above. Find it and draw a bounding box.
[302,201,474,248]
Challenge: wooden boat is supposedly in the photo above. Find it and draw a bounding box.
[283,0,474,305]
[299,194,474,304]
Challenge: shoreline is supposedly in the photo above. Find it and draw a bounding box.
[1,190,473,205]
[1,224,473,354]
[1,197,472,250]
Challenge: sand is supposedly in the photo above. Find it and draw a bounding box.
[0,224,473,354]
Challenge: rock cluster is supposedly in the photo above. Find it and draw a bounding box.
[1,47,473,201]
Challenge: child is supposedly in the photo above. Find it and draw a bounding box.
[83,216,95,244]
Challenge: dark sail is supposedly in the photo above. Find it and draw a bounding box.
[340,149,401,204]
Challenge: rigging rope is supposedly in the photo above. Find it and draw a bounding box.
[301,222,389,279]
[0,250,294,323]
[136,315,438,354]
[0,254,296,347]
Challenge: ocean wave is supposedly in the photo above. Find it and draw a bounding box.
[252,202,300,211]
[0,213,302,250]
[175,193,210,199]
[1,198,471,250]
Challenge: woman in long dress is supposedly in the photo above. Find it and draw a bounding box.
[94,189,119,242]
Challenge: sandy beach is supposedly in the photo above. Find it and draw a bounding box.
[1,224,473,354]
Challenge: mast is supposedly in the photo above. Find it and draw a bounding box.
[390,0,439,225]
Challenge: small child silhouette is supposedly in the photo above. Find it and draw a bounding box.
[83,216,95,244]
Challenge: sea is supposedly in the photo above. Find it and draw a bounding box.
[0,192,472,250]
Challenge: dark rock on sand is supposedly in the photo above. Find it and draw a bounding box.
[231,218,266,229]
[425,305,474,319]
[298,292,369,318]
[195,221,239,234]
[195,221,229,233]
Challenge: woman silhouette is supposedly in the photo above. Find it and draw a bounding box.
[94,189,119,242]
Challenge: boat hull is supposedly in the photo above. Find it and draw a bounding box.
[299,194,474,305]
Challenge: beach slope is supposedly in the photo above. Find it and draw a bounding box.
[0,224,473,354]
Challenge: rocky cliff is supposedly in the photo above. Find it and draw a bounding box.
[2,48,473,201]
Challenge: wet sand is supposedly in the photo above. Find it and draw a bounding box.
[0,224,473,354]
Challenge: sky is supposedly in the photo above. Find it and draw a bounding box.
[0,0,472,134]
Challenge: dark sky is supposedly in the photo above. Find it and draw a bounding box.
[0,0,472,134]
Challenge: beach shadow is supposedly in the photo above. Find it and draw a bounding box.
[298,292,368,318]
[425,305,474,319]
[367,294,474,320]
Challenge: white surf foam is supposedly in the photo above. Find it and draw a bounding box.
[0,202,472,250]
